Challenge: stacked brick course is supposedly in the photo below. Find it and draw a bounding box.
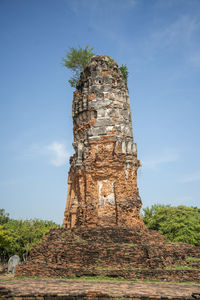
[1,278,200,299]
[16,226,200,281]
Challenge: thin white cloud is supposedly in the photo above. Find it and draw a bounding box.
[46,142,68,167]
[84,7,200,71]
[68,0,137,15]
[189,52,200,68]
[0,179,24,186]
[143,13,200,70]
[145,15,199,57]
[129,0,137,6]
[173,196,194,202]
[143,148,179,169]
[180,171,200,183]
[21,141,71,167]
[67,0,138,46]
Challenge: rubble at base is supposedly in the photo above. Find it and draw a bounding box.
[16,226,200,282]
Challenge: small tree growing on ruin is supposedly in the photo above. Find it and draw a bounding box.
[62,46,128,87]
[62,45,95,88]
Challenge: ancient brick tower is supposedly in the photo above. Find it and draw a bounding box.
[63,56,144,228]
[16,55,200,281]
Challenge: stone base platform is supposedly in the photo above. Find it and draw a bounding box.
[15,226,200,282]
[0,276,200,299]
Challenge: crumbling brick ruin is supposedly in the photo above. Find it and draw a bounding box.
[16,56,200,282]
[16,226,200,281]
[63,55,144,229]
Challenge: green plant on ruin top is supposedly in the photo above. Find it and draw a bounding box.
[62,46,128,87]
[119,64,128,83]
[62,45,95,88]
[107,56,128,83]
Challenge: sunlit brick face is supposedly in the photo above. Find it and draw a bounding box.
[63,56,144,228]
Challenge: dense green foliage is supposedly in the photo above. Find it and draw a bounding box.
[142,204,200,246]
[0,209,10,225]
[0,225,12,260]
[62,45,95,87]
[62,46,129,87]
[0,209,59,261]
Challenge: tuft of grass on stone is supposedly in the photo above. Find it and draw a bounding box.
[186,256,200,262]
[166,265,199,270]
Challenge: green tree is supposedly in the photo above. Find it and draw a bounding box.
[62,45,95,87]
[3,218,59,261]
[0,208,11,225]
[0,225,12,261]
[142,204,200,246]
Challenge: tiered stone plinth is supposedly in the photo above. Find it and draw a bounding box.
[16,226,200,282]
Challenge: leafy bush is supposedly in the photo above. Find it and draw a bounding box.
[142,204,200,246]
[0,209,59,261]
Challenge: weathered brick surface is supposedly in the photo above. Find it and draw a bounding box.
[1,276,200,299]
[15,226,200,281]
[63,56,144,228]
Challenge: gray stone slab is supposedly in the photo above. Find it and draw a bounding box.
[93,118,112,127]
[8,255,20,274]
[88,127,106,136]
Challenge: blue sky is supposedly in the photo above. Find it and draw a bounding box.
[0,0,200,224]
